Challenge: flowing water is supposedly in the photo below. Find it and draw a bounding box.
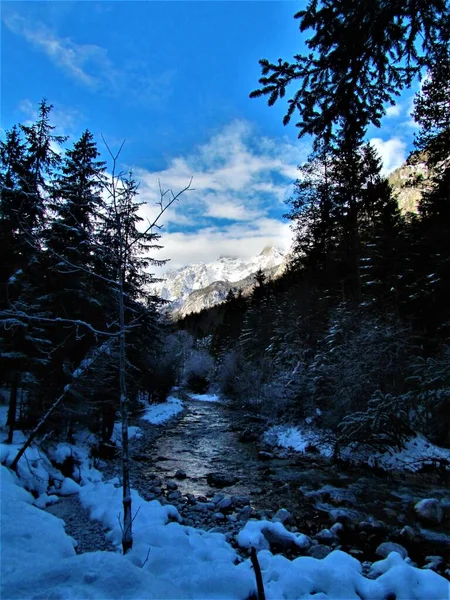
[128,395,450,564]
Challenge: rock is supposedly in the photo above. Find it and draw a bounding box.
[185,493,196,504]
[211,494,225,504]
[197,495,208,502]
[213,512,226,521]
[315,528,338,545]
[251,488,263,495]
[399,525,417,543]
[192,502,209,513]
[258,451,274,461]
[414,498,444,525]
[375,542,408,559]
[330,522,344,537]
[217,498,234,512]
[149,486,162,495]
[167,491,181,501]
[206,473,238,488]
[166,481,178,491]
[237,506,253,521]
[423,555,444,572]
[273,508,295,526]
[308,544,331,559]
[174,469,187,480]
[358,520,387,535]
[233,495,251,507]
[238,428,259,443]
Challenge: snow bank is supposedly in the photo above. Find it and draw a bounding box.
[265,424,334,458]
[366,433,450,472]
[0,432,64,496]
[141,395,183,424]
[188,392,221,403]
[266,425,450,474]
[111,423,143,447]
[237,519,311,551]
[1,422,448,599]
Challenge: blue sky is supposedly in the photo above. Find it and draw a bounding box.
[1,1,420,271]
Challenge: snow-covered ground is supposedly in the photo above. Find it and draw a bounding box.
[1,400,449,599]
[265,424,450,472]
[140,395,184,424]
[188,392,221,403]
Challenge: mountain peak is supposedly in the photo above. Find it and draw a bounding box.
[151,245,287,316]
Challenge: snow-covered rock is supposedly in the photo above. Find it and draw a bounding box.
[414,498,444,525]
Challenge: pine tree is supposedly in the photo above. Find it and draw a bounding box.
[250,0,449,145]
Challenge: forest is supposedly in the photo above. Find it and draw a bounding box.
[1,0,450,598]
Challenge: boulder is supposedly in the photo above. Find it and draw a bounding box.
[315,528,338,545]
[166,481,178,491]
[174,469,187,480]
[375,542,408,559]
[308,544,332,559]
[414,498,444,525]
[217,497,234,512]
[167,490,181,501]
[273,508,295,526]
[206,472,239,488]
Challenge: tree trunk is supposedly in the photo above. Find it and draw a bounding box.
[7,372,20,444]
[10,340,113,472]
[119,277,132,554]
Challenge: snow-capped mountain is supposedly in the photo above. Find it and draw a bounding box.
[152,245,287,317]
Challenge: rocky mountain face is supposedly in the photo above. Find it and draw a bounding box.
[152,246,286,318]
[388,154,429,214]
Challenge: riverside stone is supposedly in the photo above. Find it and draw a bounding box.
[414,498,444,525]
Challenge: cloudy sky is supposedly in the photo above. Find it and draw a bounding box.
[1,1,420,272]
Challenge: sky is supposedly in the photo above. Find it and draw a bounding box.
[1,1,421,272]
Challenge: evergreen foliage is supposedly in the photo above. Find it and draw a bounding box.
[0,101,178,444]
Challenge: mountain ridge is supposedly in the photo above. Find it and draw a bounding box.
[152,245,287,317]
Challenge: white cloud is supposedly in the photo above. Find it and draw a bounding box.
[153,220,293,274]
[3,13,107,88]
[130,121,304,270]
[385,103,402,118]
[3,12,174,105]
[369,136,407,175]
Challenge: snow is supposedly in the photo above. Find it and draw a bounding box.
[366,433,450,472]
[265,424,334,458]
[140,395,184,424]
[110,423,143,447]
[1,416,449,599]
[2,457,449,600]
[265,426,450,474]
[60,477,81,495]
[188,392,221,403]
[237,519,311,551]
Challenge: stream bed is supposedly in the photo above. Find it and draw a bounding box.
[109,395,450,573]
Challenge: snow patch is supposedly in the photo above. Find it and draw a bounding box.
[140,396,183,424]
[188,392,221,403]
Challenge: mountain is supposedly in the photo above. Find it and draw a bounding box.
[388,153,429,214]
[152,245,286,317]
